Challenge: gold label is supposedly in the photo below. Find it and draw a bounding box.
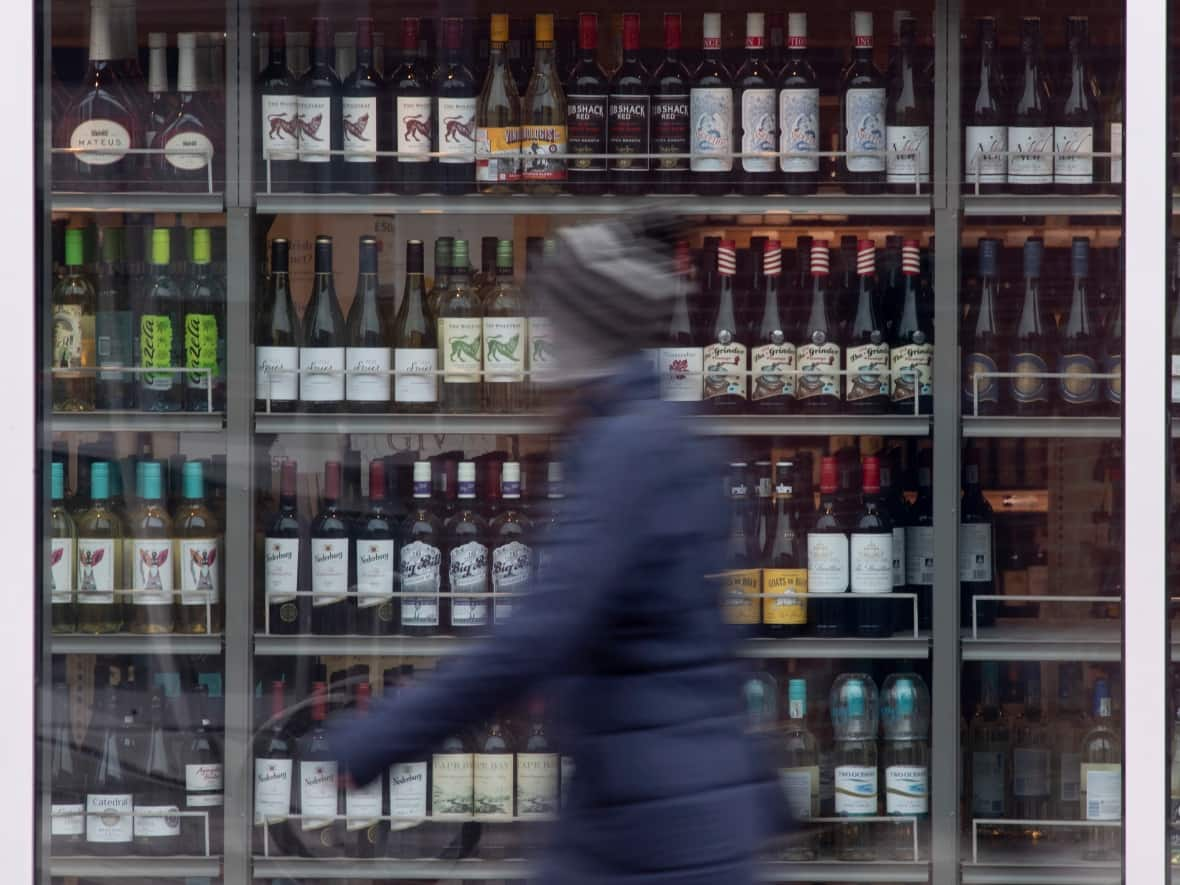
[720,569,761,625]
[762,569,807,624]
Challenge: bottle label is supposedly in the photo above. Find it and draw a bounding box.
[179,538,220,607]
[184,313,219,391]
[256,346,299,403]
[846,342,890,400]
[492,540,531,624]
[449,540,489,627]
[720,568,761,625]
[851,532,893,593]
[779,88,819,173]
[796,341,841,400]
[140,315,176,391]
[51,803,85,836]
[703,342,748,399]
[659,346,704,401]
[521,125,568,181]
[311,536,349,606]
[77,539,115,604]
[483,316,526,383]
[567,95,608,172]
[964,352,1000,407]
[299,346,345,402]
[964,126,1006,185]
[834,764,878,815]
[517,753,559,819]
[905,525,935,586]
[474,753,514,820]
[885,765,929,815]
[85,794,133,843]
[254,757,293,824]
[781,766,819,819]
[807,533,850,593]
[1082,763,1121,821]
[440,317,482,383]
[97,309,132,382]
[528,316,557,385]
[971,751,1006,814]
[164,131,214,171]
[608,95,651,173]
[958,524,992,582]
[886,125,930,185]
[261,94,299,162]
[392,96,430,164]
[186,763,225,807]
[1010,351,1050,404]
[1110,122,1123,184]
[476,126,523,182]
[891,343,934,404]
[1059,752,1082,802]
[844,88,886,173]
[356,538,395,609]
[762,568,807,625]
[53,303,89,374]
[1059,352,1100,404]
[70,119,132,166]
[400,540,441,626]
[131,539,174,606]
[751,342,796,401]
[1054,125,1094,184]
[345,346,392,402]
[652,94,690,171]
[389,761,428,818]
[432,753,474,819]
[296,96,334,163]
[50,537,73,604]
[345,776,383,831]
[264,537,299,607]
[394,347,438,403]
[689,87,734,172]
[1105,352,1122,405]
[437,98,477,164]
[1007,125,1053,184]
[1013,748,1051,798]
[739,88,776,173]
[299,760,339,830]
[891,526,906,588]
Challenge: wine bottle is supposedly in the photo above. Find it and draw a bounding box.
[256,238,301,413]
[735,13,777,194]
[258,18,299,191]
[144,32,173,161]
[516,699,558,852]
[76,461,123,634]
[1102,239,1123,413]
[845,239,890,413]
[797,240,842,414]
[354,458,397,636]
[808,456,849,637]
[720,462,758,629]
[387,17,431,196]
[437,239,482,413]
[296,681,343,856]
[1009,237,1054,415]
[840,11,886,194]
[445,461,489,635]
[880,674,931,857]
[340,18,385,194]
[1080,679,1121,861]
[960,443,996,630]
[964,18,1006,194]
[835,235,859,332]
[310,461,353,635]
[879,449,910,613]
[890,240,933,415]
[1058,237,1100,413]
[489,462,532,626]
[963,238,1003,415]
[476,14,522,192]
[299,236,346,413]
[344,236,391,412]
[651,14,691,194]
[181,688,223,855]
[297,18,342,193]
[53,228,97,412]
[1055,17,1101,194]
[434,18,477,195]
[885,18,932,194]
[780,678,820,858]
[690,13,734,195]
[49,683,86,855]
[85,688,136,855]
[751,239,794,412]
[430,722,474,855]
[905,449,933,632]
[400,461,444,636]
[254,680,296,856]
[474,717,515,858]
[138,228,184,412]
[174,460,221,635]
[704,240,747,411]
[658,241,703,404]
[762,460,807,636]
[779,13,819,195]
[154,33,218,191]
[1007,18,1053,195]
[482,239,527,412]
[565,13,608,195]
[392,239,437,412]
[527,238,557,407]
[425,237,453,326]
[607,13,650,195]
[522,13,568,190]
[344,682,386,856]
[851,456,892,637]
[50,461,77,633]
[264,461,308,635]
[96,227,135,410]
[182,228,225,412]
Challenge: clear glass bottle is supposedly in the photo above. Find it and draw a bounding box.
[128,460,174,634]
[1011,663,1052,838]
[437,239,482,413]
[1080,678,1121,861]
[476,14,521,192]
[52,228,97,412]
[76,461,124,634]
[779,678,820,860]
[174,460,221,634]
[50,461,77,633]
[521,13,566,191]
[482,239,527,413]
[968,662,1010,831]
[880,673,930,860]
[831,673,879,861]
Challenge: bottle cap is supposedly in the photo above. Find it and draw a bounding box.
[496,238,513,271]
[621,13,640,51]
[902,240,921,275]
[664,13,682,50]
[857,239,875,276]
[862,456,881,494]
[977,238,998,277]
[358,235,378,274]
[141,461,163,501]
[279,460,297,497]
[364,458,385,501]
[702,12,721,47]
[853,11,873,45]
[535,13,554,42]
[51,461,65,500]
[788,12,807,46]
[763,240,782,276]
[898,17,916,41]
[578,13,598,50]
[91,461,110,500]
[190,227,212,265]
[356,17,374,49]
[405,239,424,274]
[976,16,996,39]
[490,13,509,44]
[434,236,453,274]
[442,17,463,51]
[413,461,432,497]
[810,240,830,276]
[182,460,204,500]
[400,17,420,51]
[745,13,764,48]
[452,238,469,268]
[269,237,289,273]
[324,461,341,500]
[150,228,171,266]
[1071,237,1090,278]
[502,461,521,498]
[717,241,736,276]
[1023,238,1043,277]
[64,228,84,267]
[819,455,838,493]
[457,461,476,498]
[788,678,807,705]
[314,235,333,273]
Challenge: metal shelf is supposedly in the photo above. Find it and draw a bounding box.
[961,194,1121,217]
[691,414,931,436]
[961,863,1119,884]
[961,623,1120,662]
[961,416,1120,439]
[51,410,225,433]
[251,857,534,879]
[49,856,221,878]
[52,633,223,655]
[738,634,930,660]
[756,861,929,883]
[50,192,225,213]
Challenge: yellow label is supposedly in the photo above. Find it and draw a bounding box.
[720,569,761,625]
[762,569,808,625]
[476,127,523,182]
[490,14,509,43]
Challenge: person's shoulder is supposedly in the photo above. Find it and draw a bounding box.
[581,401,729,475]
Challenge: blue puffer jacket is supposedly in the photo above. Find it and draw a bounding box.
[331,361,786,884]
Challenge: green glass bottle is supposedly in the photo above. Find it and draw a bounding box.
[174,460,221,635]
[129,461,175,634]
[437,239,482,413]
[76,462,124,634]
[425,236,453,325]
[53,228,97,411]
[50,461,77,633]
[138,228,185,412]
[183,228,226,412]
[482,239,527,413]
[392,239,437,413]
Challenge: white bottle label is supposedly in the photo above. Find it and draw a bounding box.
[1059,752,1082,802]
[134,803,181,837]
[1054,125,1094,184]
[1007,125,1053,184]
[449,540,488,627]
[964,125,1006,185]
[297,96,334,162]
[345,346,391,402]
[77,539,115,604]
[483,316,526,383]
[834,764,878,815]
[131,539,174,606]
[51,803,85,836]
[186,763,224,807]
[341,95,379,163]
[311,536,349,606]
[71,120,132,166]
[473,753,514,820]
[1013,748,1051,798]
[886,125,930,184]
[346,776,383,830]
[299,760,339,830]
[659,346,704,401]
[264,537,299,605]
[906,525,935,585]
[807,532,850,593]
[851,531,893,593]
[971,751,1006,815]
[844,88,886,172]
[395,348,438,403]
[740,88,777,173]
[261,94,299,161]
[516,753,559,819]
[703,342,748,399]
[796,342,841,399]
[891,343,934,402]
[779,88,819,172]
[400,540,441,627]
[437,97,477,163]
[389,761,428,818]
[300,347,345,402]
[439,317,482,383]
[1110,122,1123,184]
[51,537,73,604]
[891,526,906,588]
[432,753,474,819]
[528,316,557,384]
[180,538,220,606]
[256,346,299,403]
[751,342,795,401]
[254,757,293,824]
[164,131,214,171]
[689,87,734,172]
[845,342,889,399]
[958,523,993,582]
[356,539,395,609]
[492,540,531,624]
[885,765,928,815]
[85,794,133,843]
[392,95,431,163]
[1083,763,1121,821]
[781,766,819,819]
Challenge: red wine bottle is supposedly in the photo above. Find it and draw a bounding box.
[689,13,734,195]
[181,688,224,856]
[905,448,934,631]
[797,240,842,413]
[310,461,354,635]
[341,18,386,194]
[390,18,433,195]
[264,461,308,634]
[565,14,609,195]
[840,11,886,194]
[445,461,490,635]
[400,461,444,636]
[434,18,478,195]
[296,681,343,856]
[845,239,889,413]
[258,18,299,191]
[355,458,397,636]
[960,444,997,629]
[779,13,819,195]
[154,33,220,191]
[851,455,893,637]
[808,456,850,637]
[651,14,692,194]
[735,13,777,194]
[254,681,298,856]
[297,18,343,193]
[608,13,651,195]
